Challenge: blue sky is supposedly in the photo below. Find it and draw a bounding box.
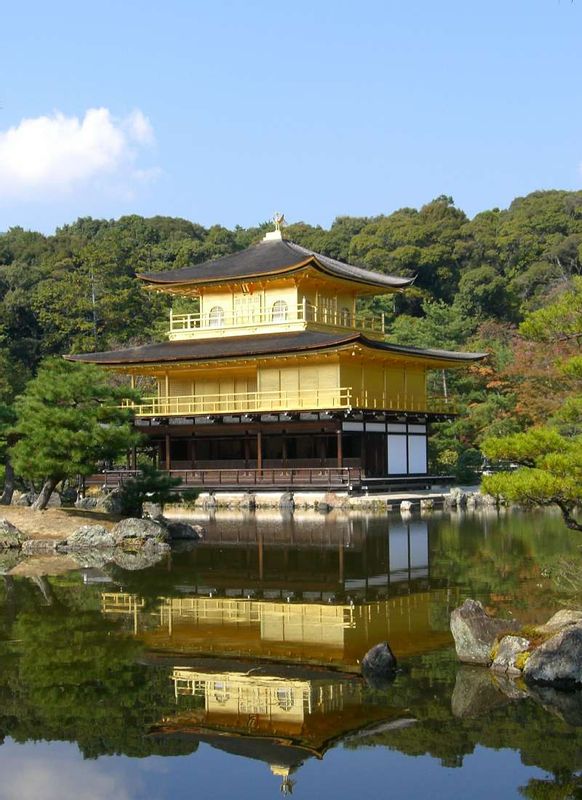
[1,0,581,232]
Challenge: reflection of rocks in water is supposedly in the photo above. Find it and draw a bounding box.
[0,550,23,574]
[490,671,529,702]
[69,545,169,572]
[528,685,582,727]
[111,549,168,571]
[451,666,513,718]
[452,663,582,727]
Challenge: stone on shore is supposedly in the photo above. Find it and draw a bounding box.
[14,491,36,507]
[95,489,124,515]
[111,517,169,548]
[21,539,67,555]
[66,525,116,550]
[361,642,397,689]
[142,501,164,520]
[164,520,204,541]
[0,518,26,549]
[450,598,520,665]
[74,496,98,510]
[523,625,582,687]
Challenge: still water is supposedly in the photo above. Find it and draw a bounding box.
[1,508,582,800]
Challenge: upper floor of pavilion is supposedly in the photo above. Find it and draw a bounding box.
[138,221,414,341]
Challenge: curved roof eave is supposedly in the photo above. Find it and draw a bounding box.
[64,331,487,369]
[136,238,414,292]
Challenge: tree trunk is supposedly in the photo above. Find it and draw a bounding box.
[32,477,58,511]
[556,500,582,532]
[31,575,54,605]
[0,461,15,505]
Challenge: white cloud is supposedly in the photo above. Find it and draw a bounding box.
[0,107,156,198]
[0,752,138,800]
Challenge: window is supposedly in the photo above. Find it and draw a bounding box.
[213,681,230,703]
[208,306,224,327]
[340,307,351,326]
[271,300,288,322]
[276,688,294,711]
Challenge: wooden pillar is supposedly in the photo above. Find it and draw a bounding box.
[361,432,367,476]
[257,429,262,470]
[165,433,171,470]
[318,436,326,465]
[336,428,343,468]
[131,447,137,470]
[282,436,288,466]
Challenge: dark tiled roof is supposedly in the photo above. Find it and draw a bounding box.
[66,330,487,367]
[137,238,413,291]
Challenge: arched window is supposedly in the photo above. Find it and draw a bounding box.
[213,681,230,704]
[339,307,351,326]
[208,305,225,328]
[271,300,288,322]
[276,687,294,711]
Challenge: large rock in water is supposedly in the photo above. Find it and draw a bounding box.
[491,635,531,674]
[535,609,582,634]
[0,519,26,549]
[523,626,582,687]
[361,642,397,689]
[450,599,520,665]
[111,517,169,548]
[66,525,116,550]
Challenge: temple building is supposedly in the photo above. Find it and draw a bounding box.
[68,217,485,490]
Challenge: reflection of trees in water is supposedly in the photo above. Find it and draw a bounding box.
[345,648,582,797]
[427,512,582,615]
[0,575,191,759]
[520,775,582,800]
[1,510,582,782]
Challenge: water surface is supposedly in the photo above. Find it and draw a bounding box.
[1,509,581,799]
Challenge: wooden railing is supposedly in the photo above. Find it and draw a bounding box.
[122,387,353,416]
[168,301,386,339]
[93,467,363,489]
[122,388,456,417]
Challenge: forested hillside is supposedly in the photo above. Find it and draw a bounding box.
[1,190,581,481]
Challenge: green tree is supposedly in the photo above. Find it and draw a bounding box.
[482,428,582,531]
[10,359,140,510]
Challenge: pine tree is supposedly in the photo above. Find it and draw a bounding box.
[10,359,140,510]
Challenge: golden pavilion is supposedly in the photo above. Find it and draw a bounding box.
[69,216,485,490]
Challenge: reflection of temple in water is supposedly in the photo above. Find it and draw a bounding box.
[102,518,457,670]
[101,517,452,792]
[152,664,408,794]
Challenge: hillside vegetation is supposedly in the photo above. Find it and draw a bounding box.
[1,190,581,483]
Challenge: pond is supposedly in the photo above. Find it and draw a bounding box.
[1,508,581,799]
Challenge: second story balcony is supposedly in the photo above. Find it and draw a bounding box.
[121,387,456,418]
[168,301,387,341]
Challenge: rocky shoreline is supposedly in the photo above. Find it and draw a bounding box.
[0,512,204,572]
[450,598,582,688]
